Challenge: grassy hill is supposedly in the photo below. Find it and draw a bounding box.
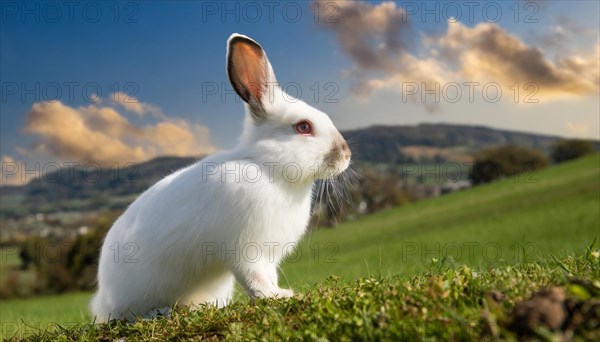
[282,154,599,285]
[1,154,598,340]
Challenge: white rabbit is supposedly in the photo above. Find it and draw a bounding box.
[91,33,351,322]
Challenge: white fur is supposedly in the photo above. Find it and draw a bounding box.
[91,33,350,322]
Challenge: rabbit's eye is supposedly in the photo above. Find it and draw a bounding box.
[294,121,312,135]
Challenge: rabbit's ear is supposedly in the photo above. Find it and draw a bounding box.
[227,34,277,120]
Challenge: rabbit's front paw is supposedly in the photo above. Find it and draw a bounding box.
[275,288,293,298]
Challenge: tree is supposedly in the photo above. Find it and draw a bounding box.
[551,139,595,163]
[470,145,549,184]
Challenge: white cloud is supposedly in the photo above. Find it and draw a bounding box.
[110,92,164,118]
[315,0,600,107]
[22,99,215,167]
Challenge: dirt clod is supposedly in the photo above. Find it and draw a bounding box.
[508,284,600,340]
[511,286,566,333]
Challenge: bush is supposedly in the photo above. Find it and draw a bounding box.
[551,139,595,163]
[470,145,549,184]
[13,213,115,297]
[66,215,113,290]
[311,167,411,227]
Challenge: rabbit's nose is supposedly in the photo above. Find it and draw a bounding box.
[341,141,351,160]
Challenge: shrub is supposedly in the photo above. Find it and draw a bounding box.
[470,145,549,184]
[551,139,595,163]
[311,167,411,227]
[0,270,21,299]
[13,213,115,297]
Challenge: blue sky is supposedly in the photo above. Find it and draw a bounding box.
[1,0,599,184]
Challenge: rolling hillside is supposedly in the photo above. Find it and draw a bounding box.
[282,154,599,284]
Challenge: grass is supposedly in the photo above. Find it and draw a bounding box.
[0,292,92,339]
[1,154,598,340]
[12,252,600,341]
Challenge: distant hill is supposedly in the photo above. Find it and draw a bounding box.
[1,124,597,219]
[0,157,199,219]
[343,123,576,164]
[24,156,199,200]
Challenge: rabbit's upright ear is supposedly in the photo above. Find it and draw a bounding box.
[227,34,277,120]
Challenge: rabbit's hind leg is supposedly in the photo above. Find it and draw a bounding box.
[185,272,235,310]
